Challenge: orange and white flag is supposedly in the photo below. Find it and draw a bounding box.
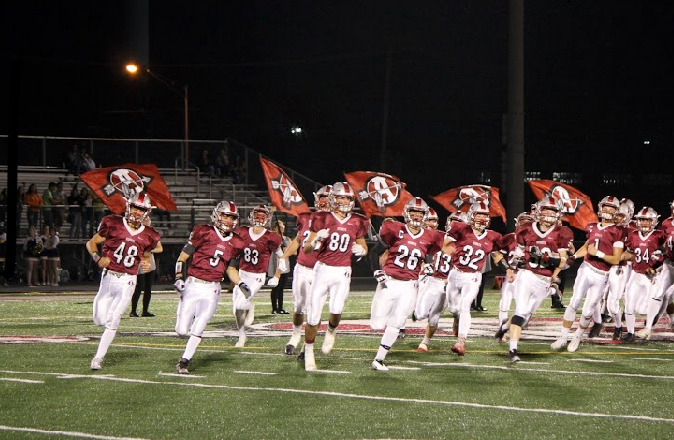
[343,171,414,217]
[259,156,311,216]
[431,184,507,223]
[528,179,598,230]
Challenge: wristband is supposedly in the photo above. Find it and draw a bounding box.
[92,252,101,263]
[175,261,184,279]
[595,251,605,259]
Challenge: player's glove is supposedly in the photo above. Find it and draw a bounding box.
[374,270,387,284]
[422,264,435,276]
[267,276,279,287]
[277,257,290,274]
[310,228,330,249]
[651,250,665,268]
[174,279,185,293]
[238,282,252,299]
[351,243,366,257]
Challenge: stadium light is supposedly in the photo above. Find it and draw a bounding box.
[125,63,190,168]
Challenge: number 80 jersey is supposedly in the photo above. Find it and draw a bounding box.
[98,214,161,275]
[380,220,445,281]
[310,211,369,267]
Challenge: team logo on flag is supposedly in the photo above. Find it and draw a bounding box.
[528,180,597,230]
[547,184,583,214]
[270,172,304,209]
[431,184,507,223]
[451,185,490,210]
[102,168,153,198]
[357,175,403,212]
[343,171,414,217]
[259,156,311,216]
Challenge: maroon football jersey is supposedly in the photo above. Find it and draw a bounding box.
[97,215,160,275]
[583,222,625,271]
[658,218,674,261]
[295,212,319,268]
[446,222,503,273]
[500,232,519,269]
[625,229,665,274]
[310,211,369,267]
[380,221,445,281]
[430,246,452,280]
[234,226,283,274]
[186,224,246,282]
[516,223,573,277]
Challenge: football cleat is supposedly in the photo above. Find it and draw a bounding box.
[494,327,508,343]
[550,338,567,350]
[451,341,466,356]
[567,336,581,353]
[371,359,389,372]
[175,358,189,374]
[508,349,520,363]
[621,332,636,343]
[636,328,652,340]
[588,322,604,338]
[416,343,429,353]
[322,329,336,354]
[90,357,103,371]
[397,328,406,340]
[612,327,623,341]
[285,344,296,356]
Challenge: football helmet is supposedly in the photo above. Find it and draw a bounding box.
[313,185,333,211]
[425,207,439,230]
[597,196,621,223]
[329,182,356,213]
[634,206,659,234]
[248,204,272,227]
[670,199,674,216]
[403,197,430,229]
[617,198,634,227]
[535,196,563,225]
[125,193,155,228]
[468,201,491,232]
[515,211,535,227]
[211,201,239,234]
[445,211,469,231]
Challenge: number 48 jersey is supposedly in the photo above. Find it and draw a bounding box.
[98,214,160,275]
[380,220,445,281]
[186,224,246,282]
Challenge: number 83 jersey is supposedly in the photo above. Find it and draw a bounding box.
[380,220,445,281]
[98,214,161,275]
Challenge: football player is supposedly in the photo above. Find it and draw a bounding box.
[655,199,674,329]
[173,201,248,374]
[86,193,162,371]
[445,201,506,356]
[279,184,332,355]
[551,196,624,352]
[507,197,573,363]
[300,181,369,371]
[230,204,288,347]
[370,198,450,370]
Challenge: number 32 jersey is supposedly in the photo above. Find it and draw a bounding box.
[380,221,445,281]
[186,224,246,282]
[446,222,503,273]
[97,214,161,275]
[310,211,369,267]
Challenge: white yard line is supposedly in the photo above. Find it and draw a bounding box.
[0,425,153,440]
[0,377,44,383]
[632,357,672,361]
[158,372,206,378]
[233,371,278,375]
[568,359,614,363]
[386,366,421,370]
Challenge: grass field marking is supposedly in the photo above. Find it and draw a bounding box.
[386,366,421,370]
[0,425,154,440]
[516,361,550,365]
[632,357,672,361]
[567,359,614,363]
[233,371,278,375]
[309,369,352,374]
[51,374,674,424]
[405,361,674,381]
[158,372,206,378]
[0,377,44,383]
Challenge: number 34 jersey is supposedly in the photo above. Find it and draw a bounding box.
[234,226,283,274]
[446,222,503,273]
[97,214,161,275]
[380,221,445,281]
[186,224,246,282]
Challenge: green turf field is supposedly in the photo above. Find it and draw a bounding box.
[2,289,674,440]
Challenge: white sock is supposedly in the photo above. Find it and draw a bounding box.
[625,313,636,333]
[645,298,663,331]
[376,327,399,360]
[559,327,570,341]
[182,335,202,360]
[509,339,518,351]
[293,325,302,336]
[421,336,431,346]
[95,328,117,359]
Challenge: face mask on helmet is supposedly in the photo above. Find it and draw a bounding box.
[329,182,355,213]
[617,201,634,226]
[634,207,659,234]
[125,193,154,228]
[211,201,239,234]
[313,185,333,211]
[468,202,491,232]
[535,197,562,226]
[248,205,271,227]
[597,196,620,223]
[515,212,535,227]
[403,197,429,229]
[425,208,439,230]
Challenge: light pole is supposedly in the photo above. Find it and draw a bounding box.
[126,64,190,168]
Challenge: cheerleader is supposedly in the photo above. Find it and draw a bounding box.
[23,226,43,287]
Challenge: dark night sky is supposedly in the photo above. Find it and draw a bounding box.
[2,1,673,208]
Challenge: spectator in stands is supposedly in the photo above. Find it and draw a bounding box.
[23,226,42,287]
[154,208,171,228]
[41,182,57,229]
[232,162,246,184]
[81,152,96,172]
[215,149,230,178]
[17,184,26,234]
[79,187,93,237]
[25,184,42,230]
[91,192,106,229]
[0,188,7,223]
[52,181,66,234]
[66,143,81,175]
[39,225,50,286]
[198,149,214,177]
[67,186,81,238]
